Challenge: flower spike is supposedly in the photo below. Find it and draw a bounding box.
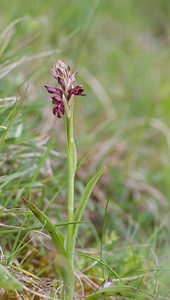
[44,60,86,118]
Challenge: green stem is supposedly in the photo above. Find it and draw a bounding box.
[65,112,75,300]
[66,99,78,259]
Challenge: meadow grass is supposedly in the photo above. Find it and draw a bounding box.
[0,0,170,299]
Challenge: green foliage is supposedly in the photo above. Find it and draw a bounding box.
[0,264,22,290]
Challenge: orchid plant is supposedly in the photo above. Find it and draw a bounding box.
[44,60,86,267]
[23,60,104,299]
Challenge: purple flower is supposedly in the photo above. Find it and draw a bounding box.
[67,85,86,101]
[44,85,63,98]
[44,60,86,118]
[51,96,65,118]
[57,77,65,91]
[51,60,67,79]
[68,72,78,88]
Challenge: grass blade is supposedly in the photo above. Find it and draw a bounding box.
[0,221,84,234]
[76,252,120,280]
[84,285,154,299]
[100,195,110,277]
[0,97,18,145]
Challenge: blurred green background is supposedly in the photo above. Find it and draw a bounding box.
[0,0,170,298]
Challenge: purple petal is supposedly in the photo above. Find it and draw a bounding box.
[57,77,65,91]
[68,72,78,88]
[59,103,65,115]
[44,85,56,94]
[54,88,63,97]
[51,96,62,104]
[67,65,71,78]
[67,88,73,101]
[78,92,86,96]
[44,85,63,97]
[73,84,83,91]
[53,106,63,118]
[52,102,65,118]
[57,112,62,118]
[67,85,86,100]
[53,106,59,116]
[67,85,81,100]
[51,68,57,78]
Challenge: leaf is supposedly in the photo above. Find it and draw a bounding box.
[73,167,105,243]
[22,197,74,288]
[0,264,22,290]
[76,252,120,280]
[0,97,18,146]
[84,285,154,300]
[0,17,29,39]
[74,167,105,222]
[0,221,84,235]
[0,166,36,193]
